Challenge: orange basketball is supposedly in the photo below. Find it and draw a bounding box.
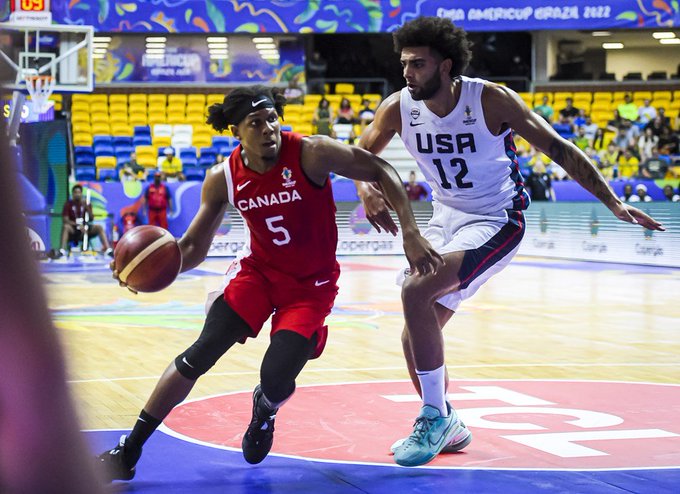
[114,225,182,293]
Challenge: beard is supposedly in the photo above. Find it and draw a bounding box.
[409,69,442,101]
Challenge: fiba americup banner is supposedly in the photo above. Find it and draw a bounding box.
[9,1,678,33]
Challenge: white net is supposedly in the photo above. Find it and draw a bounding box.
[24,72,56,114]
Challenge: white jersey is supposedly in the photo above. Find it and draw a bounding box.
[399,76,530,215]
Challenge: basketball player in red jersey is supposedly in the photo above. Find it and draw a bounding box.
[143,171,172,229]
[98,85,443,482]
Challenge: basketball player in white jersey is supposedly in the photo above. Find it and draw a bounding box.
[356,17,664,467]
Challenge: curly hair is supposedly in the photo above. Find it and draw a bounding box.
[393,17,472,78]
[206,85,286,132]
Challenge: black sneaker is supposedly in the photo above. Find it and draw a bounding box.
[97,434,141,482]
[242,384,278,464]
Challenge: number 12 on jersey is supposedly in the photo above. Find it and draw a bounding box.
[433,158,473,189]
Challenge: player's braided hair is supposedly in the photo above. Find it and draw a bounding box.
[207,85,286,132]
[393,17,472,78]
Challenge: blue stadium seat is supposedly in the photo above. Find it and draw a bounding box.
[98,168,118,181]
[212,136,231,148]
[115,152,132,165]
[179,147,197,160]
[94,144,114,156]
[113,136,133,147]
[181,155,198,167]
[75,153,95,166]
[93,135,113,146]
[184,167,206,181]
[281,125,293,132]
[552,123,574,139]
[133,135,152,147]
[115,144,134,155]
[134,125,151,137]
[74,165,96,181]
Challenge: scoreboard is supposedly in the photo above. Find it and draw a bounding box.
[9,0,52,25]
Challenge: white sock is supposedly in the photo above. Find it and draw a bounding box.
[416,365,448,417]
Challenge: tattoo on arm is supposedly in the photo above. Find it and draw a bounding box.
[548,138,617,207]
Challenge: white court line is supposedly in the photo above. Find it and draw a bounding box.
[69,362,680,384]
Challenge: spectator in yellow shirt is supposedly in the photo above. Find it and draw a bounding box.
[617,94,638,122]
[159,147,185,182]
[597,142,619,179]
[617,149,639,179]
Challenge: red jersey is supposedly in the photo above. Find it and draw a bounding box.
[62,200,91,222]
[225,132,339,280]
[145,183,169,210]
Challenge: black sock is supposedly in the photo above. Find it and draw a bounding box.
[126,410,162,452]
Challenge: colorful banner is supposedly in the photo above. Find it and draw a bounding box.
[94,34,304,84]
[3,1,677,33]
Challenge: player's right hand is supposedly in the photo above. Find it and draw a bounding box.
[110,260,138,294]
[358,182,398,235]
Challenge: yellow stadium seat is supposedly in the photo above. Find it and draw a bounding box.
[96,155,116,167]
[129,113,148,126]
[186,114,206,126]
[152,136,172,148]
[187,94,206,106]
[71,111,89,124]
[108,94,127,105]
[91,123,111,135]
[109,103,128,115]
[128,102,146,114]
[634,91,652,101]
[148,94,167,106]
[335,82,355,95]
[148,116,166,127]
[206,94,224,106]
[72,122,91,134]
[167,113,186,125]
[294,123,314,135]
[592,92,612,103]
[166,103,186,115]
[669,99,680,110]
[572,92,592,104]
[553,92,573,101]
[193,134,213,148]
[590,101,612,112]
[81,94,107,104]
[73,134,93,146]
[91,112,110,124]
[111,124,132,136]
[128,94,147,105]
[109,113,128,125]
[325,94,343,106]
[186,103,206,114]
[148,102,167,114]
[71,101,91,113]
[533,92,553,105]
[168,94,187,106]
[304,94,322,105]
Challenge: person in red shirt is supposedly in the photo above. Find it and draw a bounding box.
[143,172,172,230]
[404,170,428,201]
[59,184,112,257]
[98,85,442,482]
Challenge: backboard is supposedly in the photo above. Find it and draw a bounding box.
[0,22,94,93]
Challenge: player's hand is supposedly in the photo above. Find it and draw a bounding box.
[358,182,398,236]
[610,203,665,231]
[109,260,138,294]
[403,231,445,277]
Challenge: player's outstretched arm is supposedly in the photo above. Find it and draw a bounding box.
[177,164,230,271]
[494,85,665,231]
[353,92,402,234]
[302,135,443,276]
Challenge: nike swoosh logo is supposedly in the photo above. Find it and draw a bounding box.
[182,356,195,368]
[315,280,330,286]
[236,180,251,191]
[252,98,268,107]
[409,122,425,127]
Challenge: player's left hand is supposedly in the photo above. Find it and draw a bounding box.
[403,231,445,276]
[611,203,665,231]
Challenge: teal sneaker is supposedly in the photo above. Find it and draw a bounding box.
[390,419,472,454]
[393,403,470,467]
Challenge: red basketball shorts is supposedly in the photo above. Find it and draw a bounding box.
[222,259,339,359]
[148,209,168,229]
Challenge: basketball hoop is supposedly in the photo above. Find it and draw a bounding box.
[24,73,55,113]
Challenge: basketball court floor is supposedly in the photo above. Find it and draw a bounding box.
[44,255,680,493]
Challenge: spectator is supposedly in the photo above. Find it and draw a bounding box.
[634,183,652,202]
[618,148,640,179]
[637,99,657,124]
[662,184,680,202]
[312,98,334,137]
[358,98,376,129]
[159,147,185,181]
[638,127,659,162]
[283,73,305,105]
[644,116,667,137]
[143,172,172,230]
[657,107,672,129]
[638,148,669,179]
[558,97,580,122]
[59,184,112,257]
[571,126,590,151]
[580,115,599,142]
[213,152,225,166]
[525,161,555,201]
[597,142,619,180]
[335,97,355,124]
[573,108,587,128]
[617,94,638,122]
[404,170,427,201]
[533,95,554,122]
[592,127,607,151]
[118,151,146,182]
[658,126,679,155]
[619,183,638,202]
[606,109,625,133]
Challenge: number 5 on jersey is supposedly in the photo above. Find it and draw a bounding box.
[265,215,291,246]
